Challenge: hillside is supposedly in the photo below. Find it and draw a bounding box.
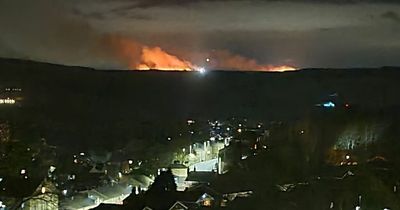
[0,58,400,150]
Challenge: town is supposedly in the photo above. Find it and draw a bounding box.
[2,0,400,208]
[1,80,400,210]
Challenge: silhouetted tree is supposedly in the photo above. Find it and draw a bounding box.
[147,169,176,193]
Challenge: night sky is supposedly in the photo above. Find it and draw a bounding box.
[1,0,400,70]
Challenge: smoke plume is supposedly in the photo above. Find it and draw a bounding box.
[0,0,295,72]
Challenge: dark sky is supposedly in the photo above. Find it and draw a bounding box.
[0,0,399,70]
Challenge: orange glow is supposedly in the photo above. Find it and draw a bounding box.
[206,50,296,72]
[101,35,196,71]
[135,47,194,71]
[258,65,297,72]
[109,36,296,72]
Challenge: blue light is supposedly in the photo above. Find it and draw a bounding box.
[323,101,336,108]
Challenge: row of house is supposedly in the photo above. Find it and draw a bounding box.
[0,171,153,210]
[94,184,252,210]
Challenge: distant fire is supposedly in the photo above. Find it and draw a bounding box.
[206,50,297,72]
[110,36,296,72]
[136,47,195,71]
[258,65,297,72]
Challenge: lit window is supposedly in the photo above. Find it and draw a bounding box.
[203,199,211,206]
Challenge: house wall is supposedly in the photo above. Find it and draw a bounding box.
[23,194,58,210]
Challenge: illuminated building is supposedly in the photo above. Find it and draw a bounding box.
[0,98,15,105]
[21,180,58,210]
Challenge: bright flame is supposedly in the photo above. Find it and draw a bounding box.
[258,65,297,72]
[205,50,297,72]
[136,47,195,71]
[109,36,296,72]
